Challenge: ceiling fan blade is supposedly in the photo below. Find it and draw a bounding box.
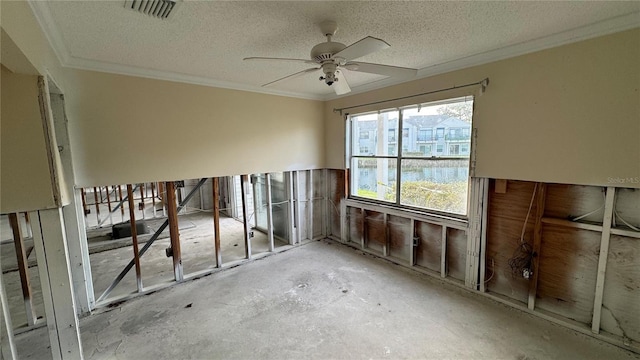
[344,61,417,78]
[244,57,316,65]
[333,36,390,61]
[262,67,320,87]
[333,70,351,95]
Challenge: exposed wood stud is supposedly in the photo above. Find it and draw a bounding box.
[528,183,546,310]
[384,213,390,256]
[323,168,329,237]
[24,212,32,238]
[591,187,616,334]
[240,175,252,259]
[165,181,183,281]
[287,172,296,245]
[361,208,367,250]
[93,187,100,225]
[266,174,275,252]
[80,188,89,216]
[8,213,37,326]
[307,170,314,241]
[118,185,125,218]
[295,171,303,243]
[409,219,416,266]
[0,259,18,360]
[479,178,490,292]
[105,186,113,225]
[495,179,508,193]
[126,185,143,292]
[139,183,146,219]
[441,225,447,278]
[31,209,83,359]
[151,182,157,217]
[540,217,602,232]
[213,178,222,268]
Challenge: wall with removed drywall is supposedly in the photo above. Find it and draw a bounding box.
[325,29,640,189]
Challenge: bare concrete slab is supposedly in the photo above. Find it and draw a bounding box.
[13,240,639,360]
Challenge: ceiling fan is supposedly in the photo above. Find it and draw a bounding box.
[244,21,418,95]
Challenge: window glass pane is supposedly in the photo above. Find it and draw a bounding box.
[352,111,399,156]
[399,159,469,214]
[351,157,397,202]
[401,100,472,158]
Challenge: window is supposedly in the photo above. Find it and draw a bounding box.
[417,129,432,142]
[349,97,473,215]
[449,144,460,155]
[388,129,396,142]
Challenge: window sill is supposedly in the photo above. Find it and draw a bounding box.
[344,197,468,230]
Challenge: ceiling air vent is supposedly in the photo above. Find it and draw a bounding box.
[124,0,180,20]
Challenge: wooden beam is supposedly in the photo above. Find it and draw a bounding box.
[528,183,547,310]
[126,185,143,292]
[8,213,37,326]
[361,208,367,250]
[287,172,296,245]
[266,174,275,252]
[151,182,157,217]
[495,179,507,194]
[80,189,88,215]
[139,183,145,219]
[479,179,490,292]
[240,175,252,259]
[441,226,447,278]
[93,187,100,223]
[307,170,313,241]
[31,209,84,359]
[409,219,416,266]
[591,187,616,333]
[540,217,603,232]
[118,186,125,217]
[0,264,18,360]
[213,178,222,268]
[105,186,113,225]
[165,181,183,281]
[383,213,389,256]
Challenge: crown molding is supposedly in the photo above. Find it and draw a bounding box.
[64,56,327,101]
[28,1,639,102]
[323,12,640,100]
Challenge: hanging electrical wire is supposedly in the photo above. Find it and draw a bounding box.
[508,183,538,279]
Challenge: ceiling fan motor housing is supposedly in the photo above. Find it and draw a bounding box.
[310,41,346,62]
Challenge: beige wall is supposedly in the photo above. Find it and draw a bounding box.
[64,69,325,187]
[1,66,57,213]
[326,29,640,188]
[2,1,325,189]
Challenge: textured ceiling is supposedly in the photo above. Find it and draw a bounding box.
[36,1,640,99]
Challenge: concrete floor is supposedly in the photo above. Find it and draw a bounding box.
[1,210,286,329]
[12,240,639,360]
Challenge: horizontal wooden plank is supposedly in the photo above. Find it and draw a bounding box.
[541,217,603,232]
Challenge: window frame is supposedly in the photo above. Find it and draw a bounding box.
[347,97,474,219]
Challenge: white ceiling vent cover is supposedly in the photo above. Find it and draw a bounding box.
[124,0,180,19]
